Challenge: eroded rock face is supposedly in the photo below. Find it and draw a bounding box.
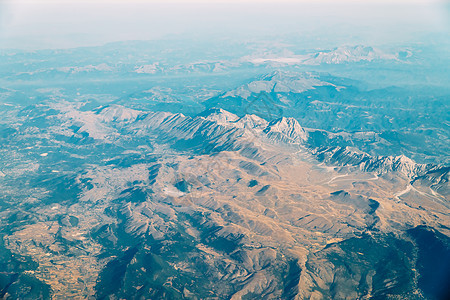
[0,104,448,299]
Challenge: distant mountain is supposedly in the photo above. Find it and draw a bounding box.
[221,70,337,99]
[243,45,399,66]
[303,45,398,64]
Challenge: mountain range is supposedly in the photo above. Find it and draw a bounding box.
[0,101,448,299]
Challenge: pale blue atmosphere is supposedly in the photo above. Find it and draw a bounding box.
[0,1,449,299]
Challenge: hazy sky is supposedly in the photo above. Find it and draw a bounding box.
[0,0,448,49]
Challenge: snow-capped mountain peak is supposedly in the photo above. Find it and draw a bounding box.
[198,108,240,124]
[263,116,308,143]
